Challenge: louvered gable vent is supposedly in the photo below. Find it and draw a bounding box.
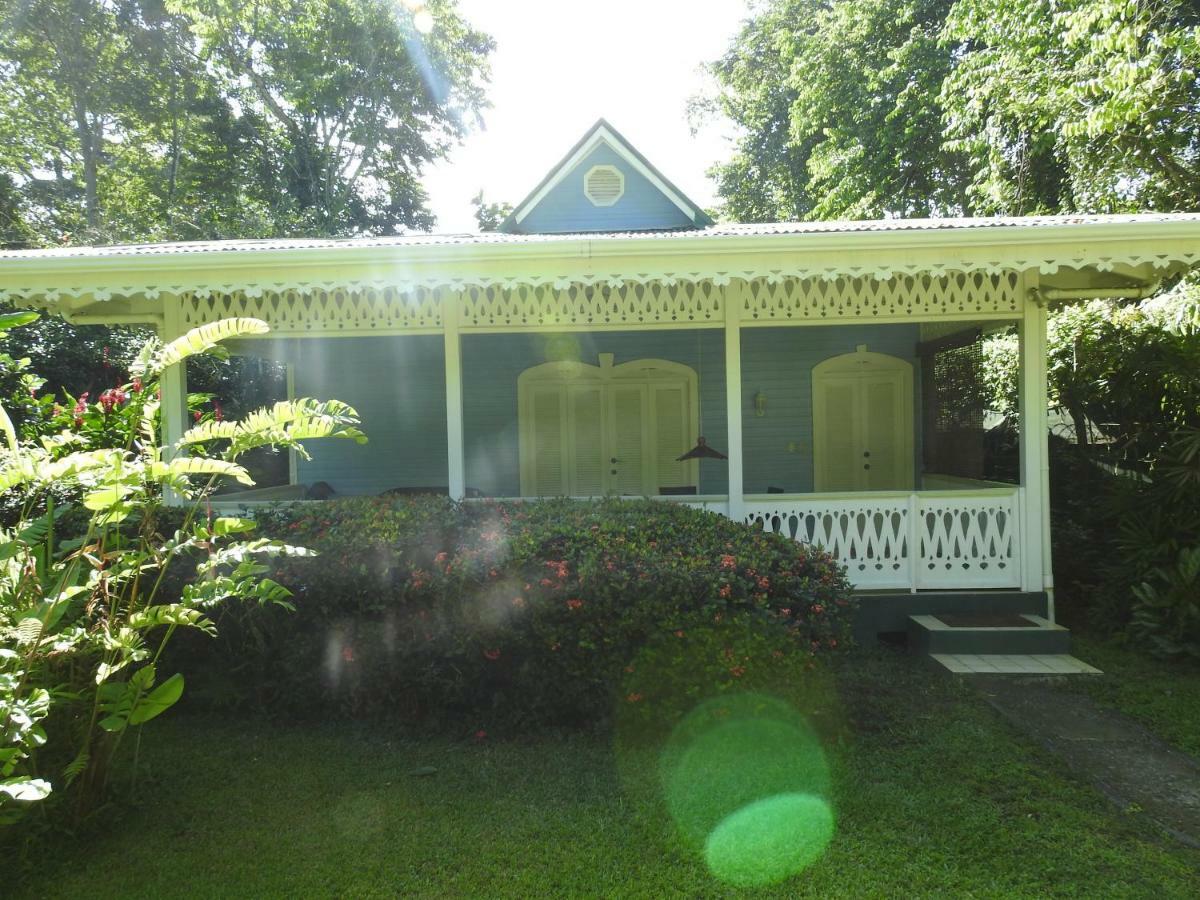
[584,165,624,207]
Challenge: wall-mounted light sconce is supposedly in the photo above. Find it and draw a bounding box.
[754,391,767,417]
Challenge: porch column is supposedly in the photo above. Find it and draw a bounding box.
[444,293,466,500]
[1018,286,1051,608]
[725,283,745,523]
[159,297,188,504]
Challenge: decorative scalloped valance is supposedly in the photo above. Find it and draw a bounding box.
[168,271,1024,336]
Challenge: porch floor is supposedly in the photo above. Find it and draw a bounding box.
[932,653,1102,675]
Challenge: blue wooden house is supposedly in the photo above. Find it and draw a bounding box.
[5,119,1200,654]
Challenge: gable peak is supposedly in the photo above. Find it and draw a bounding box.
[499,119,712,234]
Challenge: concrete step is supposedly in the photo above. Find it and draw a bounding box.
[855,591,1047,641]
[908,613,1071,655]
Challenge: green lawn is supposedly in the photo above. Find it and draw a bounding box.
[1071,635,1200,758]
[11,649,1200,898]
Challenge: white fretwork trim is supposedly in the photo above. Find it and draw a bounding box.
[743,272,1022,323]
[179,286,443,334]
[459,280,725,329]
[743,489,1020,591]
[159,273,1025,336]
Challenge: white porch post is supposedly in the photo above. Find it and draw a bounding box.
[444,292,466,500]
[159,297,188,504]
[725,282,745,523]
[1018,286,1052,612]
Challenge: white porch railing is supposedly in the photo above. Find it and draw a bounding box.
[712,488,1021,591]
[216,487,1021,592]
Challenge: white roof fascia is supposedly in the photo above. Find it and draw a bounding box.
[3,217,1200,301]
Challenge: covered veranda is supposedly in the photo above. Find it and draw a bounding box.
[4,215,1199,603]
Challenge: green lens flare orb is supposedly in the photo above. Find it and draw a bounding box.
[704,792,834,887]
[660,693,835,887]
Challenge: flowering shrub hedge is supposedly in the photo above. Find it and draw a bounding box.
[177,496,854,729]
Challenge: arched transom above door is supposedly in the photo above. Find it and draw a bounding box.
[518,354,699,497]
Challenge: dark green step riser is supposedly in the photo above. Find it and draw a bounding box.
[853,591,1048,641]
[910,629,1071,655]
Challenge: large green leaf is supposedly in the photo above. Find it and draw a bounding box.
[211,516,256,537]
[136,318,269,377]
[128,673,185,725]
[128,604,216,635]
[153,456,253,486]
[180,398,365,458]
[0,401,17,454]
[0,311,39,333]
[0,777,51,802]
[83,483,136,511]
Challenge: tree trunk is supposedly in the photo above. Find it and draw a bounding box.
[1070,406,1090,447]
[74,99,99,232]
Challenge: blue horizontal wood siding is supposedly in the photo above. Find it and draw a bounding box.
[268,324,922,498]
[461,330,728,497]
[740,324,922,493]
[289,336,449,495]
[518,143,696,234]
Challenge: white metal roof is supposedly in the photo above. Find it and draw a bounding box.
[3,214,1200,305]
[2,213,1198,261]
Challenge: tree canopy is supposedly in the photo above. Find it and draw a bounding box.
[705,0,1200,219]
[0,0,493,246]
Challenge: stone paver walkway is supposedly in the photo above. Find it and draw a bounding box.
[933,653,1101,675]
[977,676,1200,848]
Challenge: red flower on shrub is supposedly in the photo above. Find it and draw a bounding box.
[566,598,583,610]
[729,666,746,678]
[193,410,202,422]
[131,376,143,393]
[99,388,127,414]
[483,648,501,661]
[511,596,525,608]
[626,693,644,703]
[474,729,487,742]
[719,554,736,570]
[674,630,685,638]
[719,584,732,599]
[811,604,825,615]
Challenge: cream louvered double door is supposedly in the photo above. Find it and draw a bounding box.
[520,359,696,497]
[812,350,914,492]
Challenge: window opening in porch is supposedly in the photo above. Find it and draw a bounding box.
[194,354,296,497]
[919,329,1018,485]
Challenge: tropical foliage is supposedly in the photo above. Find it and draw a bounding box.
[0,314,363,826]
